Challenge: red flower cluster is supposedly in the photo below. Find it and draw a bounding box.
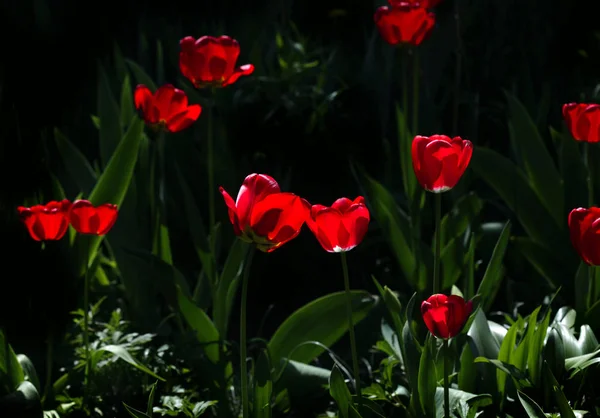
[135,35,254,133]
[17,200,118,241]
[220,174,371,253]
[374,0,437,47]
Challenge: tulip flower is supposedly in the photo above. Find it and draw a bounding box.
[568,207,600,265]
[179,35,255,89]
[17,200,72,241]
[134,84,202,133]
[421,294,473,339]
[374,2,435,47]
[411,134,473,193]
[219,173,310,252]
[306,197,370,253]
[68,200,118,236]
[562,103,600,143]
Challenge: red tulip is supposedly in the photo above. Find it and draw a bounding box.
[388,0,442,8]
[306,197,370,253]
[134,84,201,133]
[374,3,435,47]
[562,103,600,143]
[421,294,473,339]
[17,200,72,241]
[219,174,310,253]
[568,207,600,265]
[69,200,118,236]
[179,35,255,89]
[411,135,473,193]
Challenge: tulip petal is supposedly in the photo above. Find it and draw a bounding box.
[219,186,242,235]
[236,174,280,229]
[250,193,310,249]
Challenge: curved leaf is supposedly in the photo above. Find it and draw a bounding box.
[268,291,376,372]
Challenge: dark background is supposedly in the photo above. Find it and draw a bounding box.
[1,0,599,367]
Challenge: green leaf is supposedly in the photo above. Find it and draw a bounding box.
[174,166,214,295]
[517,390,547,418]
[329,365,352,418]
[0,330,25,392]
[16,355,40,393]
[511,238,562,289]
[146,381,157,416]
[395,104,415,200]
[79,116,144,271]
[126,59,157,91]
[0,381,42,418]
[98,345,164,381]
[541,362,576,418]
[458,342,476,393]
[550,127,587,218]
[54,128,97,195]
[417,335,437,417]
[496,318,522,402]
[372,277,404,336]
[474,357,530,387]
[213,239,249,337]
[401,293,421,405]
[177,288,220,363]
[120,75,134,129]
[477,221,511,312]
[505,92,563,225]
[528,307,551,385]
[355,168,418,289]
[268,291,376,373]
[253,350,273,418]
[469,147,561,249]
[97,64,123,168]
[275,359,330,399]
[434,388,491,418]
[123,403,151,418]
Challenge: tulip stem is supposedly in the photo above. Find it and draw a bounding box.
[207,91,216,262]
[42,330,53,406]
[82,238,91,405]
[433,193,442,294]
[341,251,363,410]
[452,0,462,136]
[240,244,255,418]
[443,339,450,418]
[412,49,419,134]
[586,142,594,206]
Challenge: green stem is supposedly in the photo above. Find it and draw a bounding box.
[240,244,256,418]
[433,193,442,294]
[401,51,409,170]
[42,331,54,405]
[586,142,594,206]
[452,0,462,136]
[443,339,450,418]
[207,93,216,259]
[82,238,91,404]
[341,252,363,409]
[412,49,420,135]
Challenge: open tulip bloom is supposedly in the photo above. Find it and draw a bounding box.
[568,207,600,266]
[306,197,370,253]
[219,173,310,253]
[134,84,202,133]
[421,294,473,339]
[17,199,72,241]
[412,135,473,193]
[179,35,255,89]
[562,103,600,143]
[374,2,436,47]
